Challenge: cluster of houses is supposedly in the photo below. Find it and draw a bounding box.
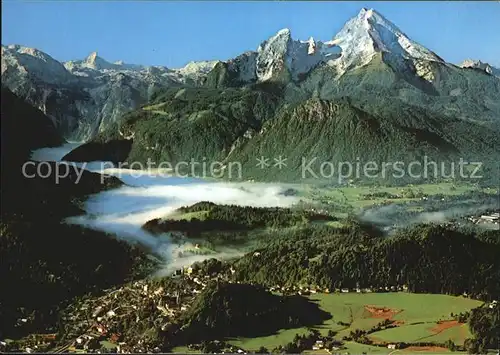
[311,339,340,351]
[45,263,247,354]
[466,212,500,225]
[309,208,330,215]
[186,340,247,354]
[53,272,218,354]
[268,284,410,296]
[0,334,56,353]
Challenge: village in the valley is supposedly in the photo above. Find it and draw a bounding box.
[3,253,498,355]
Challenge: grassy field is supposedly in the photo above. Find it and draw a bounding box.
[292,181,499,228]
[370,321,471,344]
[171,346,201,353]
[99,340,118,350]
[142,102,169,116]
[228,328,311,352]
[309,293,481,341]
[227,293,483,352]
[298,182,496,211]
[340,341,394,354]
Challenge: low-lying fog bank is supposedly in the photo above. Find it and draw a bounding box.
[358,194,500,233]
[30,144,300,274]
[69,181,299,274]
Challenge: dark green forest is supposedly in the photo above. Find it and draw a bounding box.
[466,305,500,353]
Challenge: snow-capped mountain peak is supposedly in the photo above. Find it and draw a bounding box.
[2,45,221,140]
[3,7,498,141]
[327,8,443,74]
[85,51,99,64]
[256,28,292,81]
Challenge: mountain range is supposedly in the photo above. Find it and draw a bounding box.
[1,45,217,140]
[2,8,500,182]
[1,7,500,348]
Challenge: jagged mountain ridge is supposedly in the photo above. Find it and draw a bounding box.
[1,44,219,140]
[207,7,447,87]
[63,49,218,81]
[234,8,445,83]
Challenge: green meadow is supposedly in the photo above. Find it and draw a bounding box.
[228,292,483,352]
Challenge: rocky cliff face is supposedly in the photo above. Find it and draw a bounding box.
[1,45,218,141]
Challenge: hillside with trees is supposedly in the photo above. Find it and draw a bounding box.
[0,89,154,339]
[178,282,331,343]
[232,224,500,301]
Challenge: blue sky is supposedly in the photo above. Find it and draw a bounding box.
[2,1,500,68]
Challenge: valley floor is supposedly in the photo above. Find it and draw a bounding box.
[226,292,482,353]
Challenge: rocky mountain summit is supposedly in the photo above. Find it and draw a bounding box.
[460,59,500,78]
